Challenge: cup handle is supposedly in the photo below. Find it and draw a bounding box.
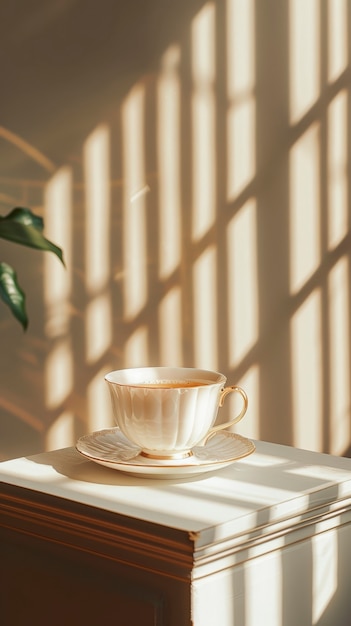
[202,386,248,445]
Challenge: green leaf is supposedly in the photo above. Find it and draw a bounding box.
[0,262,28,330]
[4,207,44,231]
[0,210,64,265]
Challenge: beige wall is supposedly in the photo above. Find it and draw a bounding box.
[0,0,350,460]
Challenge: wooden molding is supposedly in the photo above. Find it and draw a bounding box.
[0,482,194,581]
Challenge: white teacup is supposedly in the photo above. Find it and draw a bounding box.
[105,367,248,460]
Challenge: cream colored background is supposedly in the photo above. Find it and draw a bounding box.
[0,0,350,461]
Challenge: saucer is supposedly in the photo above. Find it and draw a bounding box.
[76,428,255,479]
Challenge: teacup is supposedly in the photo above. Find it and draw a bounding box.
[105,366,248,460]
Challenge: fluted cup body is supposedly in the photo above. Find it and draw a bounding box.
[105,367,226,459]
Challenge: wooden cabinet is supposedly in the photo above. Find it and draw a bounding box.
[0,483,191,626]
[1,441,351,625]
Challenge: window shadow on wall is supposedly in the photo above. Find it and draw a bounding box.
[0,0,350,461]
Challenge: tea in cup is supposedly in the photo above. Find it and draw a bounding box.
[105,366,248,460]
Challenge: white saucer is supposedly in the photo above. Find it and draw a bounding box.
[76,428,255,479]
